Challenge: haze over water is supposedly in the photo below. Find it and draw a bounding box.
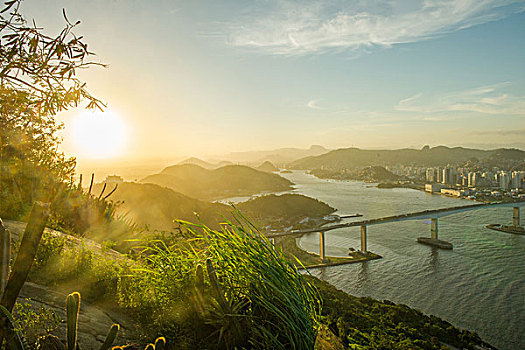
[280,171,524,350]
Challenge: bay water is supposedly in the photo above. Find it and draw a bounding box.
[278,171,525,350]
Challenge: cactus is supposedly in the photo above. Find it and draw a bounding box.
[153,337,166,350]
[139,337,166,350]
[0,305,27,350]
[0,219,11,298]
[66,292,80,350]
[195,263,204,295]
[0,202,49,344]
[1,202,50,314]
[65,292,119,350]
[99,324,119,350]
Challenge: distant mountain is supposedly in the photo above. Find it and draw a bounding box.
[140,164,293,200]
[257,161,279,172]
[222,145,329,165]
[177,157,215,169]
[311,166,401,182]
[177,157,233,169]
[290,146,525,170]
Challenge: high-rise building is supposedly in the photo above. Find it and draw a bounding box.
[468,172,475,187]
[511,171,524,189]
[468,172,481,187]
[498,172,510,190]
[442,167,455,185]
[426,168,437,182]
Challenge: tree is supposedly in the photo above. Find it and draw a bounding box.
[0,0,104,219]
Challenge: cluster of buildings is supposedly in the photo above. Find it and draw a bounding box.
[385,164,525,201]
[422,167,525,201]
[424,167,524,190]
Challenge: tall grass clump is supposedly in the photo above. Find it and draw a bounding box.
[127,213,321,349]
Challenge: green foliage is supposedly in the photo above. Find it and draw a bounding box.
[0,0,105,114]
[119,215,321,349]
[0,304,27,350]
[0,0,106,231]
[35,334,66,350]
[30,232,128,303]
[310,277,492,350]
[13,299,62,345]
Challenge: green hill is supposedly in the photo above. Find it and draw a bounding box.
[290,146,525,170]
[140,164,293,200]
[237,194,335,227]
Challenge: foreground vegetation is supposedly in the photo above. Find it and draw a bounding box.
[5,215,321,349]
[311,277,495,350]
[0,217,493,349]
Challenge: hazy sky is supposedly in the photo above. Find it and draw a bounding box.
[22,0,525,164]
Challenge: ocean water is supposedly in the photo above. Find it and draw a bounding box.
[279,171,525,350]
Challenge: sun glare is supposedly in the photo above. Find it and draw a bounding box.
[71,109,128,159]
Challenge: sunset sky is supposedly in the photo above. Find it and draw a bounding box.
[22,0,525,165]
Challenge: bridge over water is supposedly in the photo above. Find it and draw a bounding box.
[267,201,525,262]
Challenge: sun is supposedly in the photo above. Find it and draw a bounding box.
[71,108,128,159]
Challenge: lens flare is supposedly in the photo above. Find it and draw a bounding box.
[71,109,128,159]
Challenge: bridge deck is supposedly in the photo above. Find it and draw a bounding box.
[267,201,525,238]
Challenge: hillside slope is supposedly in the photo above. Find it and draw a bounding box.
[140,164,293,200]
[93,182,231,230]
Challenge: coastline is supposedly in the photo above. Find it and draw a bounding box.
[276,234,381,269]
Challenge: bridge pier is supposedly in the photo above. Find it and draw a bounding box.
[431,218,438,239]
[360,225,367,252]
[417,217,452,249]
[513,207,520,227]
[319,231,326,263]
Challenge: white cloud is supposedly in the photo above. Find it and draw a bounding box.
[307,99,325,109]
[395,82,525,115]
[398,92,423,106]
[226,0,525,55]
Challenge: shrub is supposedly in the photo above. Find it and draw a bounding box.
[13,298,62,344]
[120,214,321,349]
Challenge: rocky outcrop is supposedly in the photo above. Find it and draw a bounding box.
[3,220,140,348]
[19,282,140,348]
